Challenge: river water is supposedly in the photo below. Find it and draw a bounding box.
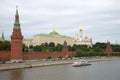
[0,60,120,80]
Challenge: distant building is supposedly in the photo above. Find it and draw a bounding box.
[23,27,92,47]
[23,39,32,47]
[105,41,113,56]
[0,32,5,42]
[75,27,92,47]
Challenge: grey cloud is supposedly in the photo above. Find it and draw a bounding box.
[0,0,120,43]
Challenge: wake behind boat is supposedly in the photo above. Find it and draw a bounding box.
[72,60,91,67]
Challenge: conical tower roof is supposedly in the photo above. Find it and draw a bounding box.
[14,6,20,29]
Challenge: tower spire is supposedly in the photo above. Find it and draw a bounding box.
[79,26,83,41]
[14,5,20,29]
[2,32,5,40]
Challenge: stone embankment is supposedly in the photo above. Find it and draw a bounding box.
[0,57,120,71]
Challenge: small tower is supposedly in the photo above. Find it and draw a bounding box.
[0,32,5,42]
[62,40,68,52]
[2,32,5,41]
[79,27,83,41]
[105,41,113,56]
[75,32,78,43]
[75,32,78,40]
[89,38,92,47]
[11,6,23,62]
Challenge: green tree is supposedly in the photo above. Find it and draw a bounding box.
[48,42,55,51]
[0,41,10,50]
[112,45,120,52]
[33,45,42,52]
[49,42,55,48]
[75,49,86,57]
[93,42,106,50]
[23,44,28,52]
[55,44,63,52]
[45,42,48,47]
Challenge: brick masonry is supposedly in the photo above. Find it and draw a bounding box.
[0,50,75,61]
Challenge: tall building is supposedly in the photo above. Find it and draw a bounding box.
[11,6,23,62]
[23,27,92,47]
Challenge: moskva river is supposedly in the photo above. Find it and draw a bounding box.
[0,60,120,80]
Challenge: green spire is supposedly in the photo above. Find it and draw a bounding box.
[16,6,19,16]
[14,6,20,29]
[2,32,5,40]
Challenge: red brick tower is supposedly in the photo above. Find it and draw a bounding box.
[11,6,23,62]
[105,41,113,56]
[62,41,68,52]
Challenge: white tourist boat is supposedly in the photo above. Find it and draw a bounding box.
[72,60,91,67]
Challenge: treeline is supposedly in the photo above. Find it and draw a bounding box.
[0,41,10,50]
[23,42,63,52]
[23,42,120,57]
[1,41,120,57]
[68,43,107,57]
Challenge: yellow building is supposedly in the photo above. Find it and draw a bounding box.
[23,28,92,47]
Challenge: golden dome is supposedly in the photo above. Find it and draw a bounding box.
[52,28,56,32]
[50,28,59,35]
[80,27,83,32]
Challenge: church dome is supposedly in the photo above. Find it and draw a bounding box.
[49,29,59,35]
[50,31,59,35]
[80,27,83,32]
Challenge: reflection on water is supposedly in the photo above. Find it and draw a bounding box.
[0,60,120,80]
[10,69,23,80]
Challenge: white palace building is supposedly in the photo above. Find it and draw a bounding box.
[23,27,92,47]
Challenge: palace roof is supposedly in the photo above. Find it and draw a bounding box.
[34,30,73,39]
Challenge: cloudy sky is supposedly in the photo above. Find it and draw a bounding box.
[0,0,120,44]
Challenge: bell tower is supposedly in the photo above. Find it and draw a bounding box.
[11,6,23,62]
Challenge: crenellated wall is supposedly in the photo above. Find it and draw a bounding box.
[23,51,75,60]
[0,50,10,61]
[0,50,76,61]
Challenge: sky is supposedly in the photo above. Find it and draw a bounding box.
[0,0,120,44]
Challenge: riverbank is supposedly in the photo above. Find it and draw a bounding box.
[0,57,120,71]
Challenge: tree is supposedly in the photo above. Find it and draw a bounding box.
[93,42,106,50]
[23,44,28,52]
[33,45,42,52]
[0,41,10,50]
[112,45,120,52]
[75,49,85,57]
[45,42,48,47]
[48,42,55,51]
[49,42,55,48]
[55,44,63,52]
